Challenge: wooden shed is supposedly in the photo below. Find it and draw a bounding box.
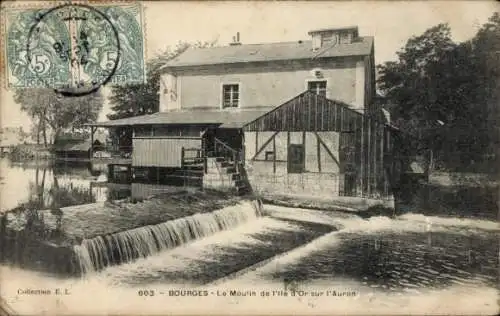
[241,91,398,199]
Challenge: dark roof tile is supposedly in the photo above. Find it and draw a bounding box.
[89,108,275,128]
[161,37,373,69]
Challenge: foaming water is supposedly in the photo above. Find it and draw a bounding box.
[226,206,497,298]
[73,201,262,274]
[97,217,305,286]
[265,204,499,234]
[1,203,498,315]
[398,213,499,232]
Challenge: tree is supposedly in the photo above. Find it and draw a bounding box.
[14,88,104,145]
[377,15,500,172]
[107,41,216,120]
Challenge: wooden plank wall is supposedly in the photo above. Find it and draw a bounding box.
[357,118,390,198]
[243,91,395,198]
[132,137,202,167]
[243,91,363,132]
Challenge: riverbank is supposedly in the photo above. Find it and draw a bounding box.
[259,173,498,220]
[260,194,396,218]
[7,144,52,161]
[3,189,250,242]
[0,189,263,275]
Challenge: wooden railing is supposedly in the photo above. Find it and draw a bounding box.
[181,147,204,168]
[214,137,244,174]
[182,138,244,175]
[214,137,240,161]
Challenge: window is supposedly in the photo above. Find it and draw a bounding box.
[134,126,152,137]
[265,151,275,161]
[222,84,239,108]
[308,80,327,97]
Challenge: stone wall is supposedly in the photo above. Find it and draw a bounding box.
[202,158,237,192]
[244,131,342,197]
[246,161,342,197]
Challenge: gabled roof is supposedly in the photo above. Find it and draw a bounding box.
[161,37,373,69]
[89,108,275,129]
[243,91,363,132]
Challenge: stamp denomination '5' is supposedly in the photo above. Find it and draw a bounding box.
[3,2,145,95]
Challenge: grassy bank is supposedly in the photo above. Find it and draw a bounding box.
[8,144,53,161]
[0,189,255,275]
[403,183,499,220]
[4,189,247,242]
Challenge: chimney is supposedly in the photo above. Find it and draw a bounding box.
[229,32,241,46]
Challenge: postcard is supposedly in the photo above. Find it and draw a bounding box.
[0,1,498,315]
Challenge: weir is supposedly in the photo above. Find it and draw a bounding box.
[73,200,263,274]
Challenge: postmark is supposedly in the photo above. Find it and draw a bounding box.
[3,2,145,95]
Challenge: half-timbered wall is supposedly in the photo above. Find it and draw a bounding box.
[242,91,394,198]
[244,131,342,197]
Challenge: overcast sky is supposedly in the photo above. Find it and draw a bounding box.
[1,1,498,129]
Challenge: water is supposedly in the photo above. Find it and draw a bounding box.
[73,201,263,273]
[1,158,498,314]
[0,159,127,212]
[1,207,497,315]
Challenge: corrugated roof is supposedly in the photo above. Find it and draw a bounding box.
[89,108,275,128]
[161,37,373,69]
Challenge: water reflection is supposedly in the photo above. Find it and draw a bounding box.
[0,159,130,212]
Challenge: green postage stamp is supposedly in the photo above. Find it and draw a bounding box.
[3,2,145,95]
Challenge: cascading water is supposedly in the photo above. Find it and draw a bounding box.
[73,200,263,274]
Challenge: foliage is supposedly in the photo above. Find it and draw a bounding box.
[377,14,500,172]
[0,127,29,144]
[107,41,216,120]
[8,144,53,161]
[14,89,104,145]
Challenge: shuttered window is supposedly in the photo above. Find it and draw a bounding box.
[222,84,240,108]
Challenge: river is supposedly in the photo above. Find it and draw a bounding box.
[0,158,498,315]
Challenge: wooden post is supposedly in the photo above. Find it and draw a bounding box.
[273,136,277,174]
[90,126,95,159]
[255,131,259,158]
[302,131,306,171]
[428,148,434,179]
[108,164,114,182]
[361,116,365,197]
[240,129,245,166]
[286,131,290,173]
[367,118,371,197]
[181,147,185,168]
[316,133,322,172]
[0,214,6,261]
